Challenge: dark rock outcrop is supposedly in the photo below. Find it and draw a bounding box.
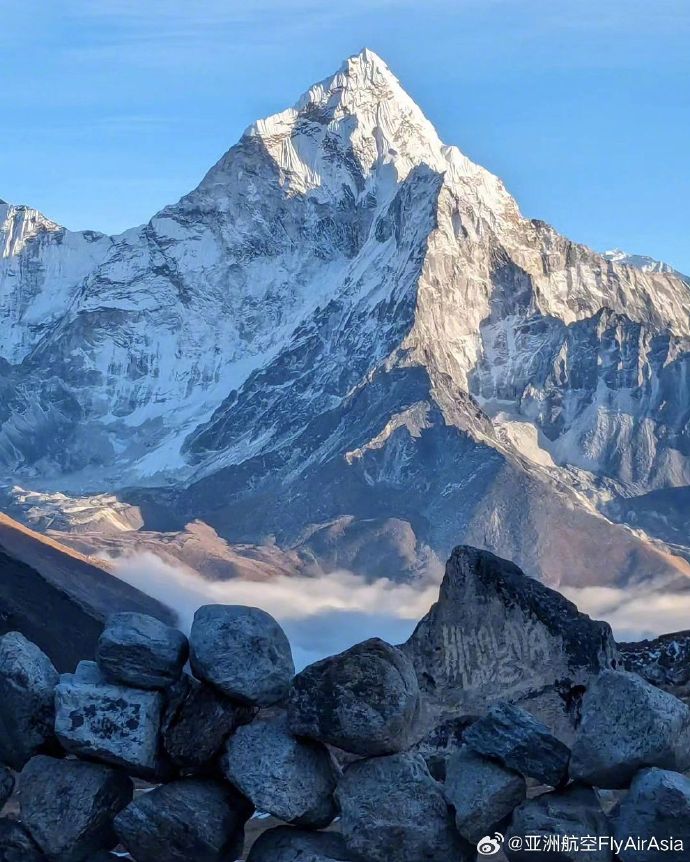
[614,768,690,862]
[247,827,353,862]
[404,546,617,737]
[335,752,471,862]
[619,630,690,697]
[570,670,690,788]
[0,818,45,862]
[464,701,571,786]
[20,755,133,861]
[0,769,13,811]
[444,745,526,844]
[221,715,337,828]
[54,673,165,779]
[409,714,478,780]
[0,631,59,769]
[96,612,188,690]
[114,778,251,862]
[161,673,254,773]
[506,784,613,861]
[288,638,422,756]
[189,605,294,706]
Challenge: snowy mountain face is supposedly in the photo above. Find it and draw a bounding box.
[2,50,690,591]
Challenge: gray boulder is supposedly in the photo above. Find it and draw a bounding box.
[0,768,13,811]
[54,674,165,779]
[247,827,353,862]
[189,605,294,706]
[335,752,471,862]
[96,612,188,690]
[73,661,106,684]
[444,745,526,844]
[114,778,252,862]
[403,547,617,733]
[570,670,690,788]
[465,702,570,786]
[614,768,690,861]
[20,755,133,861]
[0,818,44,862]
[0,631,59,769]
[162,673,255,773]
[221,715,337,828]
[288,638,422,756]
[506,784,612,861]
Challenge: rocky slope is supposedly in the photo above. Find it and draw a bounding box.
[1,49,689,592]
[0,512,174,669]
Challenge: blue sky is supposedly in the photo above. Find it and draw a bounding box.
[2,0,688,272]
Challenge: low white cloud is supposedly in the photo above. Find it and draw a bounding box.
[109,551,689,671]
[561,582,690,642]
[110,552,438,669]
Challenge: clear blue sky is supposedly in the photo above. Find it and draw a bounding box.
[2,1,688,272]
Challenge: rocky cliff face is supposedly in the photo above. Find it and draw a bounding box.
[1,50,689,591]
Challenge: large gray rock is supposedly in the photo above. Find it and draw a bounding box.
[444,745,526,844]
[20,755,133,862]
[247,827,353,862]
[288,638,422,756]
[403,547,617,735]
[162,673,255,773]
[54,673,165,778]
[335,752,471,862]
[0,818,44,862]
[570,670,690,788]
[114,778,251,862]
[506,784,613,861]
[614,768,690,862]
[0,631,59,769]
[189,605,294,706]
[465,702,570,786]
[96,612,188,690]
[221,715,337,828]
[0,768,13,811]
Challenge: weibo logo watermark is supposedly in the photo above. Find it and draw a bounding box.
[476,833,504,856]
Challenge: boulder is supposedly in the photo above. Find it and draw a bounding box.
[20,755,133,861]
[0,631,59,769]
[288,638,421,756]
[444,745,526,844]
[189,605,294,706]
[0,768,13,811]
[403,547,617,735]
[161,673,255,773]
[570,670,690,788]
[465,701,570,786]
[247,826,353,862]
[96,612,188,690]
[54,673,165,779]
[335,752,471,862]
[221,715,337,828]
[614,768,690,862]
[0,818,44,862]
[73,661,106,684]
[506,784,613,862]
[114,778,251,862]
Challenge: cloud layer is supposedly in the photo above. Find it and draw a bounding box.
[110,551,689,670]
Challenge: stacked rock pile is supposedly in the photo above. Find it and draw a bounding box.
[1,599,690,861]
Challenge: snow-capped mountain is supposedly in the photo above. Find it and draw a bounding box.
[603,248,688,281]
[2,50,690,591]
